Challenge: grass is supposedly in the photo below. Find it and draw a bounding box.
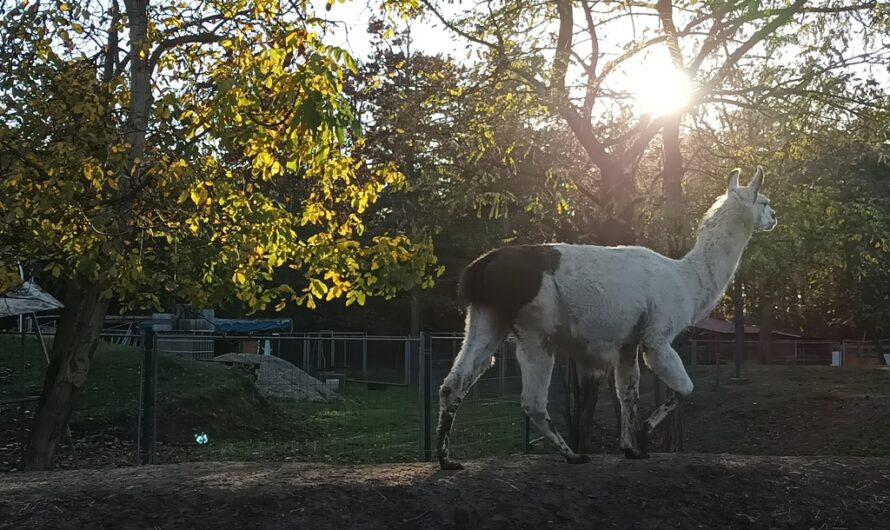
[1,335,524,467]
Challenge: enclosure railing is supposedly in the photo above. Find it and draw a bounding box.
[1,329,887,472]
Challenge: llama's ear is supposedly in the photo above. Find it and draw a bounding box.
[750,166,764,195]
[727,168,741,192]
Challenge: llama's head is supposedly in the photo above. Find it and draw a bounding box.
[726,166,777,232]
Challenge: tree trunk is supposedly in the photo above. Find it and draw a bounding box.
[608,368,621,439]
[732,279,744,378]
[663,399,684,451]
[22,280,110,470]
[660,115,686,452]
[564,360,602,453]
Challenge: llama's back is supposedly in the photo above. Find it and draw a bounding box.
[458,243,694,343]
[540,244,693,342]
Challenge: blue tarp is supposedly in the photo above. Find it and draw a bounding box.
[208,318,291,333]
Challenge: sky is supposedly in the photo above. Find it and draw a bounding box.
[313,1,459,59]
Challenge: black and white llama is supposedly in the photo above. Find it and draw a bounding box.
[436,167,777,469]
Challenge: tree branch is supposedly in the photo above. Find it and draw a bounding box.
[694,0,807,101]
[420,0,501,53]
[148,32,224,73]
[581,0,600,119]
[102,0,120,84]
[656,0,684,69]
[551,0,573,92]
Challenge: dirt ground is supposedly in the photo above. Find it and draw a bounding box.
[1,453,888,529]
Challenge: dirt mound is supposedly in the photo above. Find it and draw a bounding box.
[2,454,888,529]
[214,353,336,402]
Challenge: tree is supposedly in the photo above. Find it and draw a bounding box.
[686,104,890,344]
[343,19,596,332]
[0,0,438,470]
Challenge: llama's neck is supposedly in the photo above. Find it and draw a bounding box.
[681,207,755,320]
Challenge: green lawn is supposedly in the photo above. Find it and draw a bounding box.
[0,335,524,467]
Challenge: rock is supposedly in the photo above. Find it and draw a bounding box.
[213,354,336,402]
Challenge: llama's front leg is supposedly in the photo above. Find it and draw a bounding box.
[615,344,648,459]
[517,336,589,464]
[638,340,693,452]
[643,391,683,433]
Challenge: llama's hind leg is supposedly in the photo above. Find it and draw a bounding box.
[615,344,648,459]
[517,333,588,464]
[437,307,506,470]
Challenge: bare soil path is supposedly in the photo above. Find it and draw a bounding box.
[2,453,888,529]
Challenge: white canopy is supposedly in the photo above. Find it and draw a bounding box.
[0,281,64,318]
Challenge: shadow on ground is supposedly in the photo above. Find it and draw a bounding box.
[1,453,888,529]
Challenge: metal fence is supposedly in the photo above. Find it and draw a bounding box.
[2,329,887,472]
[0,330,144,471]
[132,331,529,466]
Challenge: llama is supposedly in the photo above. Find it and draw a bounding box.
[436,167,776,469]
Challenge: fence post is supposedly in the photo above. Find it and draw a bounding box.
[421,332,433,462]
[404,338,411,386]
[362,334,368,378]
[138,328,157,465]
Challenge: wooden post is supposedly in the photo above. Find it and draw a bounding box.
[715,348,721,389]
[498,345,507,396]
[138,328,157,465]
[733,280,744,379]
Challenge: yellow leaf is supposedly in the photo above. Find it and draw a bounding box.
[356,291,366,306]
[233,271,246,284]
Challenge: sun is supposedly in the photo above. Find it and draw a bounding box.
[632,65,694,117]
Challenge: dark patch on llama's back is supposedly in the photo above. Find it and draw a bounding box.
[458,245,561,329]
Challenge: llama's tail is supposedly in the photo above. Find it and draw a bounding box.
[457,250,498,308]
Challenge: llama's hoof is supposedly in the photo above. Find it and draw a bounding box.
[440,459,465,471]
[566,453,591,464]
[623,448,650,459]
[636,429,649,453]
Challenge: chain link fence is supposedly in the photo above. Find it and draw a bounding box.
[2,327,885,471]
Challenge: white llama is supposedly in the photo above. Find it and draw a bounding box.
[436,167,777,469]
